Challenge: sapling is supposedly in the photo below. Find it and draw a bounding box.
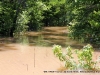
[53,45,77,70]
[76,44,95,70]
[53,44,99,70]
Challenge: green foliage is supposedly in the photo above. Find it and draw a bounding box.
[0,1,14,36]
[0,0,68,37]
[1,0,100,42]
[14,11,30,36]
[0,0,48,36]
[0,0,28,36]
[53,45,66,61]
[67,0,100,45]
[53,44,100,70]
[53,45,77,70]
[42,0,67,26]
[76,44,95,70]
[27,1,46,31]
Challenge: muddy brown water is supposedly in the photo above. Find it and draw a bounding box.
[0,27,100,75]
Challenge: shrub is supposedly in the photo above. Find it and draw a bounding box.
[53,44,100,70]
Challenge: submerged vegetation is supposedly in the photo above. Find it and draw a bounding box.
[53,44,100,70]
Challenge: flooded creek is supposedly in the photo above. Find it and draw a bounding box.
[0,27,85,48]
[0,27,100,75]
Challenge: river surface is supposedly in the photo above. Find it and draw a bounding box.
[0,27,85,48]
[0,27,100,75]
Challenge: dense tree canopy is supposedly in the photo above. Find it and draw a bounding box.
[67,0,100,45]
[0,0,67,37]
[0,0,100,45]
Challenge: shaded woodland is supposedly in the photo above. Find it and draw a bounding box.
[0,0,100,45]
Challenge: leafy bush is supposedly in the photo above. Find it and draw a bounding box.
[68,11,100,45]
[66,0,100,45]
[53,44,100,70]
[14,11,30,36]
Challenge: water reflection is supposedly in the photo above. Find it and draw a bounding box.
[16,35,29,45]
[26,27,85,48]
[0,27,85,48]
[28,34,50,46]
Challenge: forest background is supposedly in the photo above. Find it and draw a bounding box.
[0,0,100,45]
